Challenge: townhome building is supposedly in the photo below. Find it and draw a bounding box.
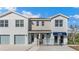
[0,11,69,46]
[0,11,28,45]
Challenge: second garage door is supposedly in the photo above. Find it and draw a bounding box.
[14,35,25,44]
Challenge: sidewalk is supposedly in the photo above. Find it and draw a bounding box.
[0,45,76,51]
[37,45,76,51]
[28,45,39,51]
[0,44,33,51]
[28,45,76,51]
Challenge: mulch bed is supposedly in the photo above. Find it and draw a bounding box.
[69,45,79,51]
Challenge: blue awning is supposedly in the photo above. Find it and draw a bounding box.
[53,32,67,36]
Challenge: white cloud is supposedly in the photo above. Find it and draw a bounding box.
[4,7,16,11]
[70,14,79,19]
[0,8,40,18]
[0,7,6,13]
[0,7,16,11]
[0,8,3,10]
[22,11,41,18]
[72,20,76,23]
[22,11,32,15]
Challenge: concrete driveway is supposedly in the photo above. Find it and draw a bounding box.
[29,45,76,51]
[0,45,76,51]
[0,45,33,51]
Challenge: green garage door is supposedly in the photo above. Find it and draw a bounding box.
[0,35,10,44]
[14,35,25,44]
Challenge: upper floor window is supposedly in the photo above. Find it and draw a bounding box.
[36,21,39,26]
[16,20,24,27]
[42,21,44,26]
[55,20,63,27]
[60,20,63,27]
[0,20,8,27]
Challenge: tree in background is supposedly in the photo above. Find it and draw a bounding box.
[69,25,79,44]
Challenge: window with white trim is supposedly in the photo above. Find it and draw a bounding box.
[36,21,39,26]
[55,20,63,27]
[0,20,8,27]
[42,21,44,26]
[16,20,24,27]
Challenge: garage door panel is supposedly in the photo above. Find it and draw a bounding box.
[0,35,10,44]
[14,35,25,44]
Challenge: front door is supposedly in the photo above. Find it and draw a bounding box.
[54,36,58,45]
[59,36,64,45]
[31,34,34,43]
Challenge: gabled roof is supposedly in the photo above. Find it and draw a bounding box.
[0,11,28,19]
[50,13,69,19]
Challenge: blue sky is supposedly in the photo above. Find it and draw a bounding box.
[0,7,79,26]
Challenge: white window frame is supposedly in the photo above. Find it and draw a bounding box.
[55,20,63,27]
[36,21,39,26]
[42,21,44,26]
[16,20,24,27]
[0,20,8,27]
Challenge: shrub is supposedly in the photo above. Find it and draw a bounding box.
[68,33,79,44]
[68,39,74,44]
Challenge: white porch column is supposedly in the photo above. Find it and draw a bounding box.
[43,34,46,45]
[58,36,60,45]
[33,34,37,45]
[38,33,41,45]
[50,34,54,45]
[39,33,41,39]
[44,34,46,39]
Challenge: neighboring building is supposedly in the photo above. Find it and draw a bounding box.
[0,11,69,46]
[28,18,51,45]
[0,11,28,45]
[50,14,68,45]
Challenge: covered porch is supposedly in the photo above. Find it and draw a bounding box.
[53,32,67,45]
[28,30,51,46]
